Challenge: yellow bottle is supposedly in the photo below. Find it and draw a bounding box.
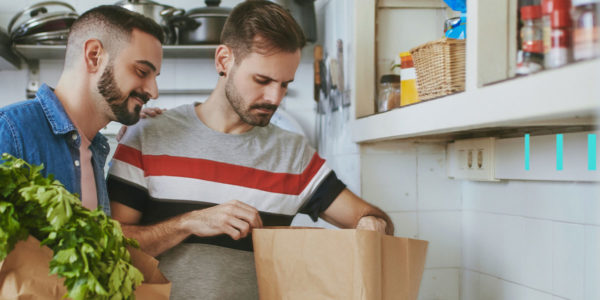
[399,52,420,106]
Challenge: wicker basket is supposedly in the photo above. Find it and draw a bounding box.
[409,38,465,101]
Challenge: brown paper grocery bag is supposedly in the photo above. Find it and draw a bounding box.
[0,235,171,300]
[252,228,428,300]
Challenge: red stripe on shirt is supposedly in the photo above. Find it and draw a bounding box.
[113,144,144,169]
[112,144,326,195]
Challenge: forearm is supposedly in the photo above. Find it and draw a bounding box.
[320,189,395,235]
[120,214,192,257]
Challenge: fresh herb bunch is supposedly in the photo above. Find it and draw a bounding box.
[0,153,144,300]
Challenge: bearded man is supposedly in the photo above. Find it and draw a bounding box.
[0,5,164,214]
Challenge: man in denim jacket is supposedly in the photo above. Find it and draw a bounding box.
[0,6,164,215]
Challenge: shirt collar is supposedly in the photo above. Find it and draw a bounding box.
[36,83,76,135]
[36,83,110,155]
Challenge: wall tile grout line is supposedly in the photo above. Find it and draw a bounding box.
[462,208,600,227]
[463,268,570,300]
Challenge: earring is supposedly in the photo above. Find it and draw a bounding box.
[219,71,225,76]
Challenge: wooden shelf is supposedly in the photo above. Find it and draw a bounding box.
[13,44,217,60]
[351,59,600,143]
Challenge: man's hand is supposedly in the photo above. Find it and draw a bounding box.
[183,200,263,240]
[356,216,387,234]
[140,107,166,118]
[116,107,166,141]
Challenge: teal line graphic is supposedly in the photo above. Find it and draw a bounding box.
[556,134,563,171]
[590,134,597,171]
[524,134,530,170]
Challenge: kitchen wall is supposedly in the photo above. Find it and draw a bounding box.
[2,1,599,300]
[316,2,600,300]
[315,0,464,299]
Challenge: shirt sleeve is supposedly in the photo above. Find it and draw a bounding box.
[106,175,149,212]
[298,170,346,222]
[107,123,149,211]
[0,112,21,159]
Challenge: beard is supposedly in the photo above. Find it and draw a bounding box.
[97,64,149,126]
[225,69,278,127]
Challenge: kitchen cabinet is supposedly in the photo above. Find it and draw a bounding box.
[350,0,599,143]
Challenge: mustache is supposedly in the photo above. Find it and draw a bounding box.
[250,103,278,112]
[130,91,150,104]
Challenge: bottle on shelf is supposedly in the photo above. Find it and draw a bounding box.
[542,0,554,57]
[572,0,600,61]
[547,0,574,68]
[517,4,545,75]
[398,52,420,106]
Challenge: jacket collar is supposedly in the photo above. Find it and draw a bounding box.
[36,83,110,155]
[36,84,76,136]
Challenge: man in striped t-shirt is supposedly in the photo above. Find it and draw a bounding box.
[107,1,394,299]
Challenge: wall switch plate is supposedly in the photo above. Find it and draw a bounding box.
[447,137,498,181]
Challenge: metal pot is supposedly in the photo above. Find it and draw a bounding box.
[171,0,231,45]
[115,0,184,44]
[8,1,78,44]
[13,29,70,45]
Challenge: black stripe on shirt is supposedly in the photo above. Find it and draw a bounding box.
[298,170,346,222]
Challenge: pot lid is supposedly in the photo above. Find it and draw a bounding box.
[114,0,162,6]
[11,12,77,39]
[8,1,76,34]
[187,0,231,17]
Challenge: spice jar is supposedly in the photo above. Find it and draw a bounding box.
[377,74,400,113]
[572,0,600,60]
[521,5,545,54]
[542,0,554,56]
[547,8,573,68]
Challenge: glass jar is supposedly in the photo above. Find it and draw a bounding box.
[542,0,554,55]
[377,75,401,113]
[521,5,545,54]
[572,0,600,60]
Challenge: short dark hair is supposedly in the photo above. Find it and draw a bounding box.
[65,5,164,67]
[221,0,306,63]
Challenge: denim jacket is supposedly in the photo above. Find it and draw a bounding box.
[0,84,111,216]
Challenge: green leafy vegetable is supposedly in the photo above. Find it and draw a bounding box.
[0,153,143,300]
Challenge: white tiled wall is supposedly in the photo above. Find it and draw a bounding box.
[360,140,463,300]
[463,179,600,300]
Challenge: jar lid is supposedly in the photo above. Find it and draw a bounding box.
[521,5,543,20]
[553,0,572,9]
[541,0,553,15]
[380,74,400,83]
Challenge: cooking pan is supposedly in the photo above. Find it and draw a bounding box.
[13,29,70,45]
[115,0,184,45]
[170,0,231,45]
[8,1,77,42]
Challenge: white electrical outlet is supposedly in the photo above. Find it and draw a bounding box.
[447,137,498,181]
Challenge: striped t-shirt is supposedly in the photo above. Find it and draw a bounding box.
[107,103,345,251]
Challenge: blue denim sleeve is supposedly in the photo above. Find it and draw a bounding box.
[0,112,21,159]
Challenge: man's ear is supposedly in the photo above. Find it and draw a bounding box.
[83,39,105,73]
[215,45,234,77]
